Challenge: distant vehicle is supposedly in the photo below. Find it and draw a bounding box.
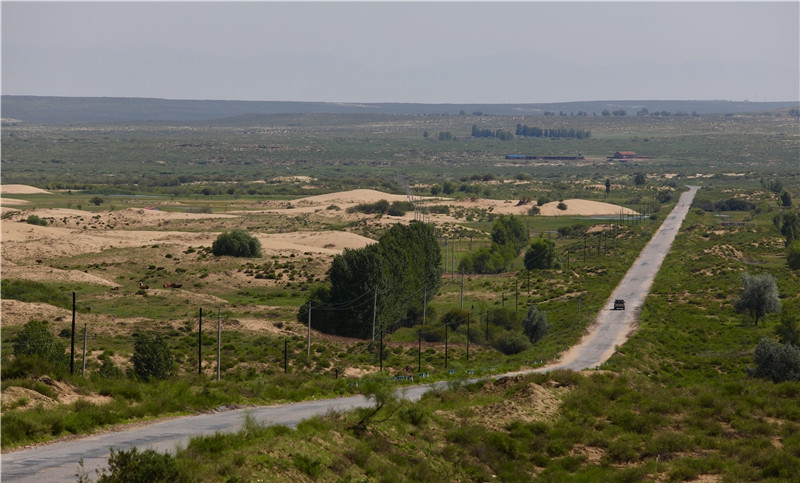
[613,299,626,310]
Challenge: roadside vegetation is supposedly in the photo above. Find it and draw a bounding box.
[1,108,799,481]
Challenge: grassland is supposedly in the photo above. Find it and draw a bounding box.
[2,107,799,481]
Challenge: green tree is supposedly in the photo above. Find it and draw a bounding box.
[774,212,799,246]
[430,184,442,196]
[305,222,442,338]
[605,178,611,196]
[89,196,104,206]
[733,272,781,325]
[776,310,800,346]
[211,229,262,258]
[132,336,175,381]
[780,191,793,207]
[524,238,558,270]
[788,240,800,270]
[521,305,550,344]
[491,215,529,254]
[442,181,456,195]
[12,320,68,368]
[633,173,646,186]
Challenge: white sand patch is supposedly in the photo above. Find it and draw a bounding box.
[257,231,376,254]
[0,184,51,195]
[537,199,638,217]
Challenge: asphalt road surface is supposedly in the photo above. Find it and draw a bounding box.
[538,185,700,371]
[1,186,699,483]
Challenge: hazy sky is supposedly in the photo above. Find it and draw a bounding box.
[2,1,798,103]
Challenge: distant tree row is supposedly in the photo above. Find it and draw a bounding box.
[515,124,591,139]
[471,125,514,140]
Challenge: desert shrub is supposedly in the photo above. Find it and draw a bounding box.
[87,447,189,483]
[25,214,48,226]
[98,357,124,379]
[521,305,550,344]
[347,199,389,214]
[211,229,262,258]
[132,336,175,382]
[748,338,800,383]
[12,320,68,368]
[387,200,415,216]
[493,331,531,355]
[427,205,450,215]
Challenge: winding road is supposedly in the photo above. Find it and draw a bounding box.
[1,186,699,483]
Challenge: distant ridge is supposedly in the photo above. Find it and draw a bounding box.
[2,95,797,125]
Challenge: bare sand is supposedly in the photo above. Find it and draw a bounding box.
[2,186,633,316]
[0,184,52,195]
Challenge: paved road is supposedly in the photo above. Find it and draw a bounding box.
[1,187,699,482]
[539,185,700,371]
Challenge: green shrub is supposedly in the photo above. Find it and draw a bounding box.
[132,336,175,382]
[521,305,550,344]
[748,338,800,383]
[12,320,69,368]
[88,447,189,483]
[25,214,48,226]
[212,229,262,258]
[493,331,531,355]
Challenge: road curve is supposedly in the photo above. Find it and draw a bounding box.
[1,187,699,483]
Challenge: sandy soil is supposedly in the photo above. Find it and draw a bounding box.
[0,184,52,195]
[2,185,635,307]
[537,199,638,217]
[1,376,113,411]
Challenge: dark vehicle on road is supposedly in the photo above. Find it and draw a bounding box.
[613,299,625,310]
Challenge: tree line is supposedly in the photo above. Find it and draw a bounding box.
[515,124,591,139]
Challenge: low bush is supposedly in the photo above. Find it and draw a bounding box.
[212,229,262,258]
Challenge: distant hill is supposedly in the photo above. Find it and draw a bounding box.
[2,95,797,125]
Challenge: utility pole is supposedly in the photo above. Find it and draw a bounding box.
[418,330,422,373]
[371,286,377,342]
[70,292,76,374]
[81,322,87,376]
[444,323,448,369]
[467,306,472,362]
[198,308,203,375]
[307,303,312,357]
[217,309,222,382]
[460,270,465,309]
[379,326,384,372]
[423,289,427,325]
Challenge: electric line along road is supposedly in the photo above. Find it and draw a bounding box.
[535,184,700,372]
[1,186,700,483]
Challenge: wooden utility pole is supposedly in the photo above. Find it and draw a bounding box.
[70,292,76,374]
[198,308,203,375]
